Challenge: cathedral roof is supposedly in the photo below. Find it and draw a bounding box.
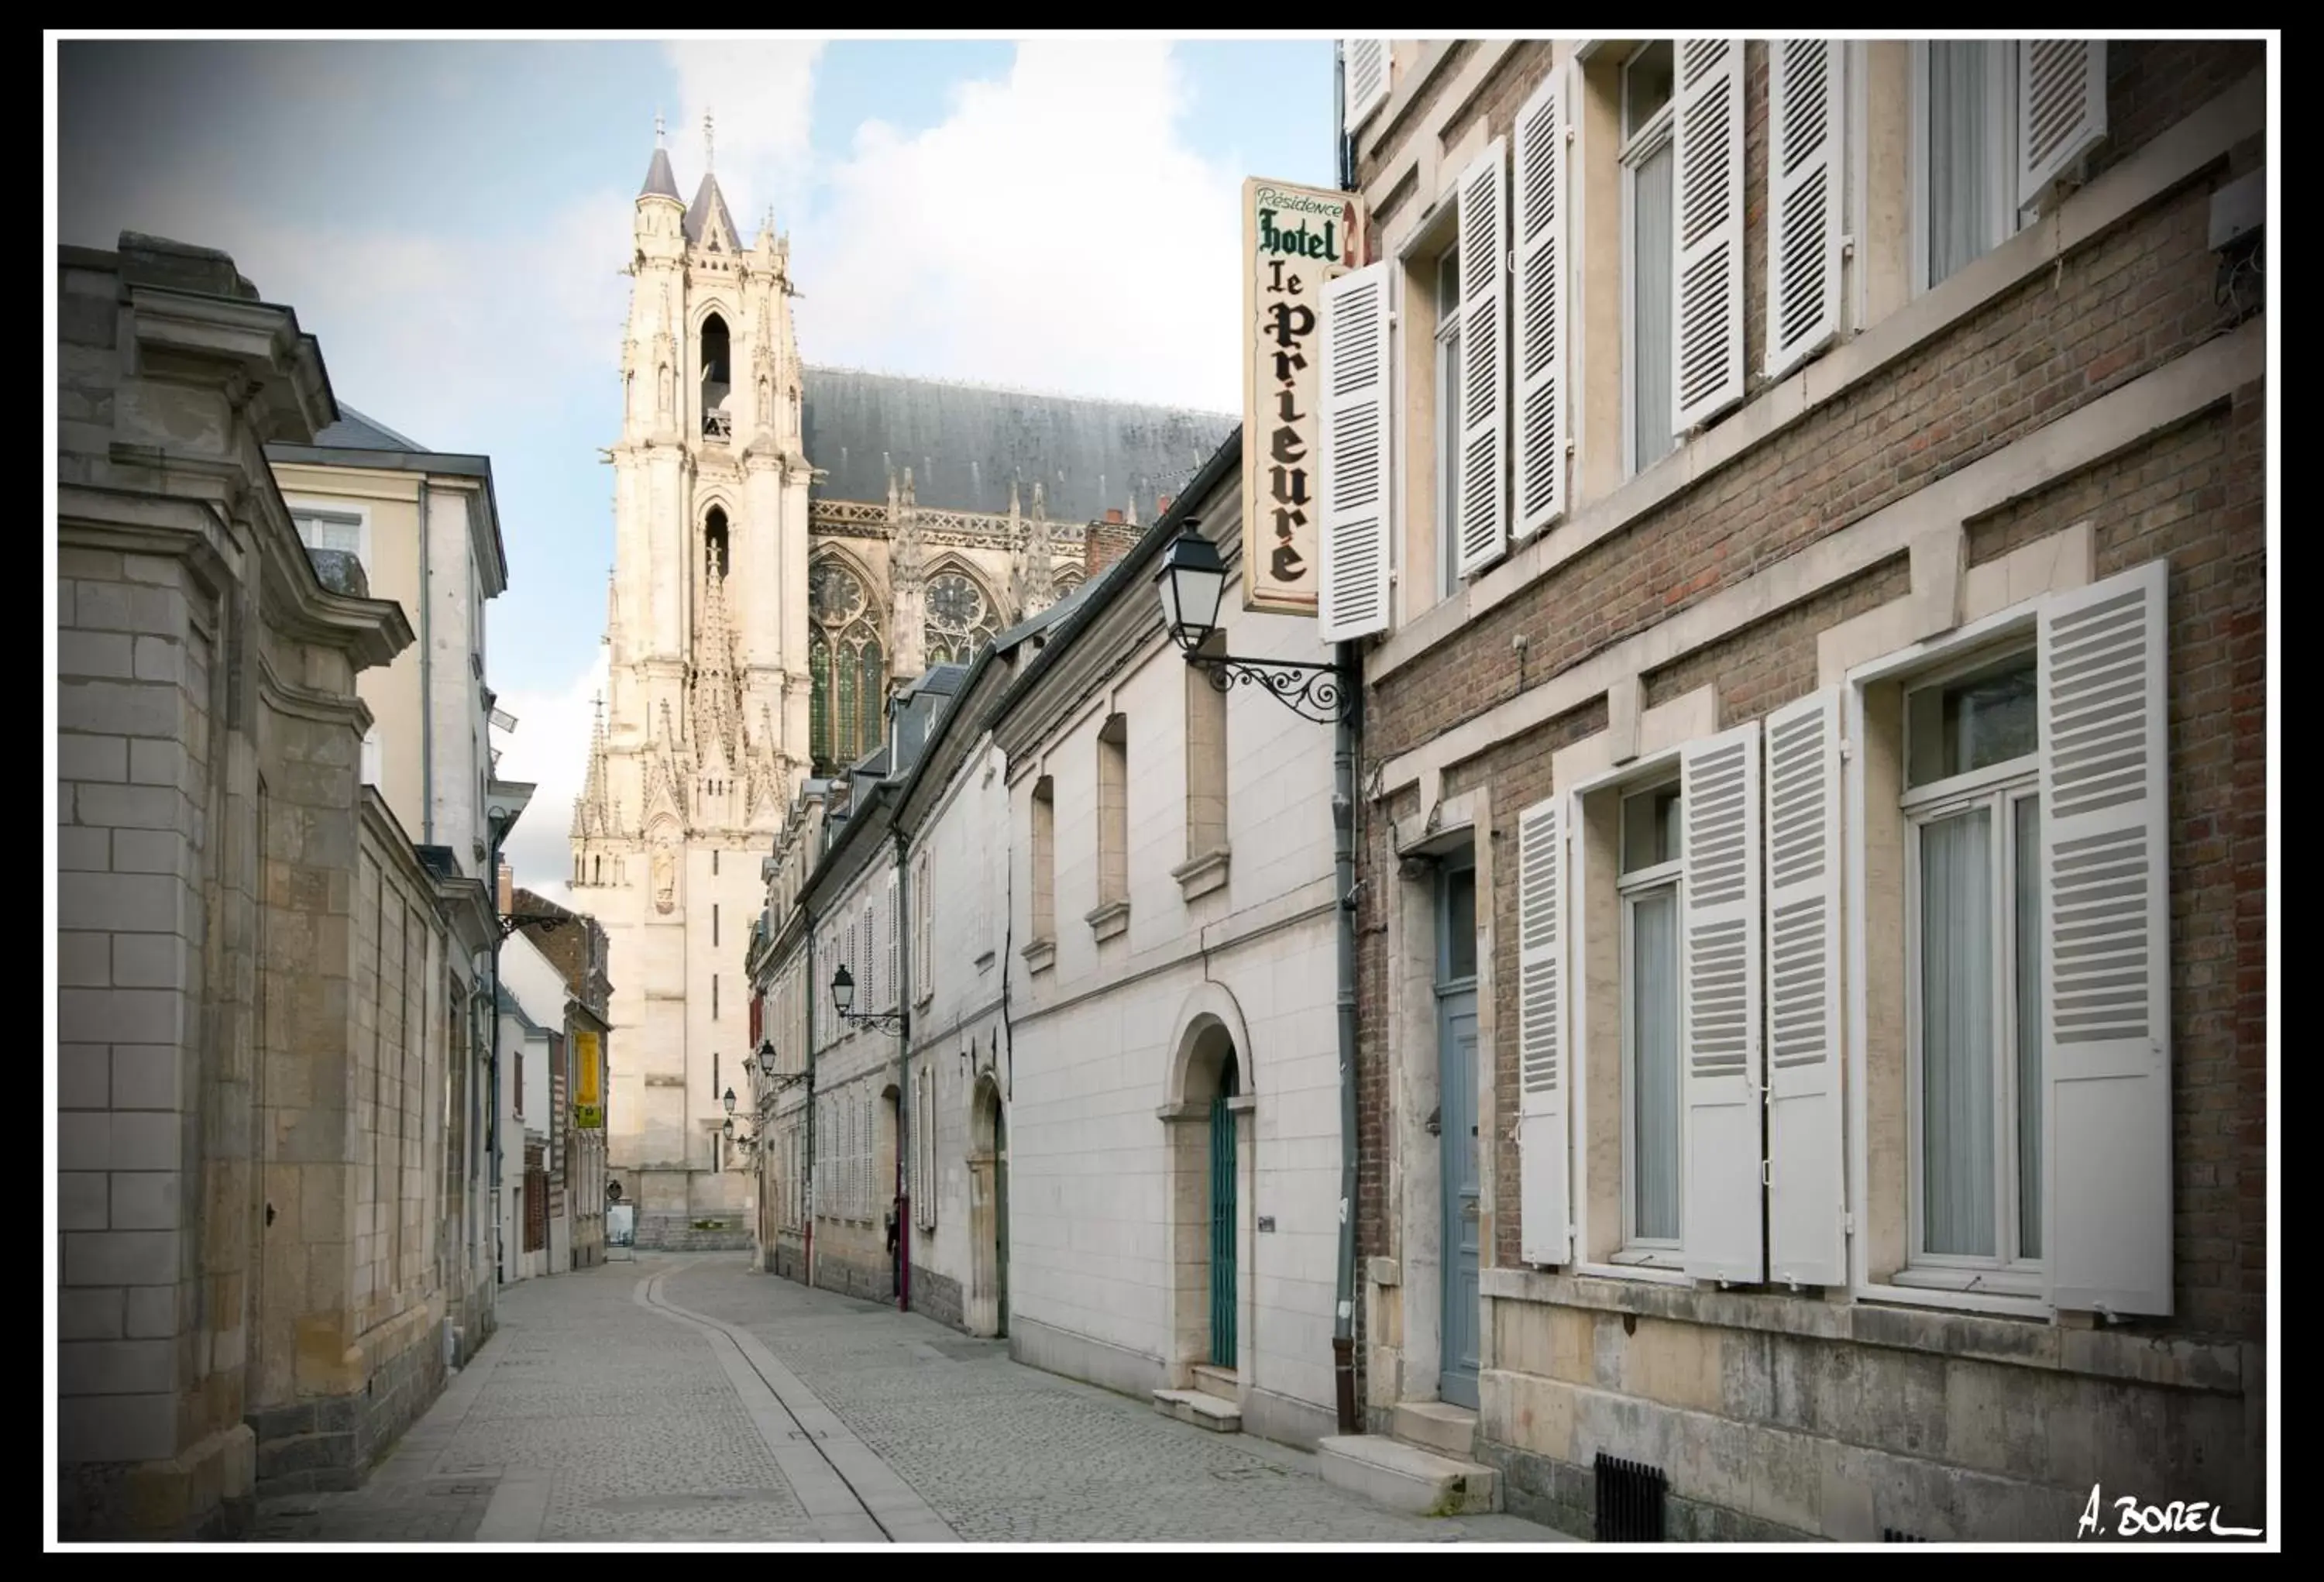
[683,172,741,250]
[310,404,429,453]
[799,366,1236,522]
[640,145,682,202]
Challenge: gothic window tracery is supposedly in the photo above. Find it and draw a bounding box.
[923,567,1002,668]
[809,559,885,772]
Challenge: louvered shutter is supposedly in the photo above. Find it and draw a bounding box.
[1673,38,1746,435]
[1765,40,1844,382]
[885,873,899,1013]
[1455,139,1511,578]
[1680,719,1765,1283]
[1342,40,1390,135]
[2016,40,2107,211]
[2039,559,2171,1317]
[1763,689,1845,1287]
[1318,263,1392,641]
[1516,794,1571,1265]
[1511,72,1569,540]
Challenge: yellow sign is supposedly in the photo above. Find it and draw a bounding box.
[574,1030,601,1124]
[1241,177,1368,614]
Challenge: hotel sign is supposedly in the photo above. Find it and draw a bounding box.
[1241,178,1368,615]
[574,1029,603,1130]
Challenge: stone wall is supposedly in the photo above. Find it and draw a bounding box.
[56,234,412,1539]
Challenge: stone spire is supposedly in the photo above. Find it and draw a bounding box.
[639,112,681,202]
[689,552,744,775]
[574,693,614,838]
[1011,477,1056,620]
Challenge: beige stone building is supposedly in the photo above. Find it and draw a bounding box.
[1322,36,2267,1540]
[569,126,1232,1249]
[57,232,509,1537]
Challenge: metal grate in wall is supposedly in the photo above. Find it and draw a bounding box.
[1593,1452,1668,1542]
[1882,1529,1929,1542]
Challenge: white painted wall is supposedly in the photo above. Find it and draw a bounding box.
[1006,567,1343,1425]
[905,736,1012,1315]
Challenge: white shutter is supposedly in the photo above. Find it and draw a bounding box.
[1455,138,1511,578]
[1765,40,1845,382]
[885,874,899,1012]
[1672,37,1746,435]
[1516,794,1571,1266]
[2039,559,2171,1317]
[1342,40,1390,135]
[1763,689,1845,1286]
[2016,40,2107,211]
[1679,719,1765,1283]
[1319,262,1392,641]
[1511,71,1570,540]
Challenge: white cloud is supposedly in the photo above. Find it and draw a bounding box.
[792,40,1243,411]
[492,648,609,913]
[665,39,826,225]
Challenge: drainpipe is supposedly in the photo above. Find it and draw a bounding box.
[1330,641,1363,1435]
[893,826,913,1313]
[803,906,816,1288]
[418,478,432,843]
[487,821,507,1286]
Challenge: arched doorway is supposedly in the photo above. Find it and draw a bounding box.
[968,1073,1009,1339]
[1166,1013,1248,1386]
[878,1083,901,1301]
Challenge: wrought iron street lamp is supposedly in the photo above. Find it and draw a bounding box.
[1153,523,1353,724]
[722,1086,737,1117]
[829,964,905,1033]
[756,1040,779,1081]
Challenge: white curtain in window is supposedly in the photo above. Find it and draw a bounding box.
[1927,42,1994,287]
[1631,887,1682,1241]
[1920,808,1996,1257]
[2013,799,2043,1259]
[1630,143,1676,471]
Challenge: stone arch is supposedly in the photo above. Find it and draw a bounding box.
[967,1068,1010,1339]
[1162,978,1253,1385]
[920,555,1006,667]
[1164,979,1255,1109]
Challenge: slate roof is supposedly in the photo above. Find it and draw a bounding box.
[309,404,428,453]
[799,366,1236,521]
[640,145,682,201]
[684,172,741,250]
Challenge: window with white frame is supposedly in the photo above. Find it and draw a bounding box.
[1434,245,1466,600]
[1915,40,2017,291]
[1914,40,2108,294]
[1622,41,1678,477]
[290,508,366,574]
[1901,646,2044,1282]
[1618,778,1685,1260]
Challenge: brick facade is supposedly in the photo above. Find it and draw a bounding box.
[1346,40,2266,1541]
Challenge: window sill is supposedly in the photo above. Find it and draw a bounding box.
[1085,899,1131,944]
[1020,937,1057,975]
[1172,846,1232,902]
[1888,1265,2046,1300]
[1573,1258,1697,1288]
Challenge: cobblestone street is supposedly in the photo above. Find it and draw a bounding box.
[248,1254,1573,1546]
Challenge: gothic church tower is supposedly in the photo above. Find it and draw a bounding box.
[571,116,811,1243]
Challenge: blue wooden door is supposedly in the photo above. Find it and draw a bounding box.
[1439,991,1480,1408]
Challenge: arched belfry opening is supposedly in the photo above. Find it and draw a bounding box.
[700,311,732,438]
[704,506,731,581]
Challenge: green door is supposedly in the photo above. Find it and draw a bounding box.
[1209,1060,1239,1368]
[995,1106,1010,1340]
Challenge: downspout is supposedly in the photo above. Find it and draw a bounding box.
[418,478,432,844]
[1329,52,1366,1436]
[894,825,913,1313]
[803,906,817,1288]
[487,827,506,1287]
[1330,643,1363,1435]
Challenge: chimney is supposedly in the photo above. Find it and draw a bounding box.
[497,859,514,917]
[1082,517,1143,582]
[1157,495,1172,519]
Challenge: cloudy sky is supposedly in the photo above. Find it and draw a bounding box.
[57,36,1332,903]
